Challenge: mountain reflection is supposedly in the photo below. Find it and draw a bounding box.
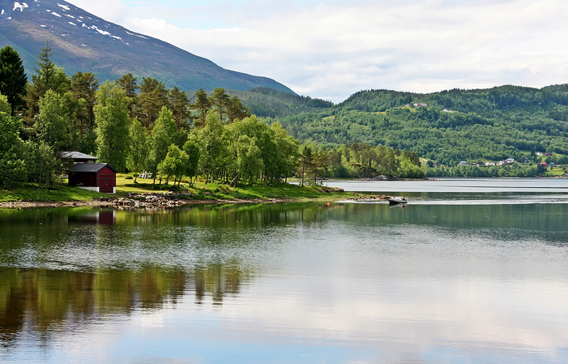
[0,263,249,346]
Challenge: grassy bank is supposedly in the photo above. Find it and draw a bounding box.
[0,174,353,204]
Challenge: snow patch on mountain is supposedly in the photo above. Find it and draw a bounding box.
[57,3,69,11]
[13,2,29,12]
[51,11,61,17]
[68,22,75,26]
[126,31,148,39]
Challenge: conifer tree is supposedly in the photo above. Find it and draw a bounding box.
[0,46,27,113]
[70,72,98,140]
[138,77,169,129]
[116,73,139,119]
[193,88,211,127]
[210,88,230,122]
[169,86,191,130]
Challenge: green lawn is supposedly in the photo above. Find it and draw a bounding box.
[0,175,353,203]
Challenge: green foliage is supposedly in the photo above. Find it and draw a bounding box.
[183,139,200,185]
[148,107,177,181]
[95,81,131,172]
[138,77,169,128]
[0,110,26,187]
[0,46,27,113]
[34,90,73,152]
[158,144,189,185]
[127,117,148,181]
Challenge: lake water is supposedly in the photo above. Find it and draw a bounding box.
[1,179,568,364]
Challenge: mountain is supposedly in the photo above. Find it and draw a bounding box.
[271,85,568,166]
[0,0,295,93]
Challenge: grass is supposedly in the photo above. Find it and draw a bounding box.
[545,167,568,177]
[0,184,105,203]
[0,174,354,204]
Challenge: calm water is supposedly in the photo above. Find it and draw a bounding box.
[1,180,568,363]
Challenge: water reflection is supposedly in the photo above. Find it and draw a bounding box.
[0,202,567,363]
[0,263,250,347]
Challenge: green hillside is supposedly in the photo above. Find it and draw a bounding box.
[264,85,568,167]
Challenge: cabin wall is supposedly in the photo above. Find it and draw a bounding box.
[69,172,97,187]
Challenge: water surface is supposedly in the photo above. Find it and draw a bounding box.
[0,189,567,363]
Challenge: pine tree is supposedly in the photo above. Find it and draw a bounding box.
[0,46,28,113]
[25,42,70,125]
[210,88,230,122]
[169,86,191,130]
[115,73,139,119]
[138,77,169,129]
[227,96,251,123]
[95,82,131,172]
[70,72,98,140]
[193,88,211,127]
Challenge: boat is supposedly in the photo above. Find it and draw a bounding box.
[388,197,408,205]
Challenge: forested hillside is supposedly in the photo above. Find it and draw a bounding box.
[265,86,568,167]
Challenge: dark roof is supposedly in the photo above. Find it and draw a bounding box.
[60,151,98,160]
[70,163,117,173]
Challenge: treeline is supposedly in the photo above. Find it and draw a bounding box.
[0,44,426,189]
[0,44,304,188]
[188,87,334,119]
[323,144,424,179]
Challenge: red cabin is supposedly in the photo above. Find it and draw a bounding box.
[69,163,117,194]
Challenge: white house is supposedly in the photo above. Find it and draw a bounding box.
[413,103,428,108]
[458,161,468,166]
[505,158,515,164]
[485,162,495,166]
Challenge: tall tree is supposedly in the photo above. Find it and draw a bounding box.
[0,95,27,187]
[193,88,211,127]
[138,77,169,129]
[115,73,139,119]
[197,112,227,183]
[147,107,177,185]
[0,46,27,114]
[169,86,191,130]
[70,72,98,140]
[210,88,230,122]
[34,90,74,153]
[227,96,251,123]
[94,82,131,172]
[183,139,200,186]
[25,42,70,125]
[127,117,148,183]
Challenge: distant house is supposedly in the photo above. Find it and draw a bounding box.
[413,103,428,108]
[545,153,553,157]
[536,152,543,157]
[458,161,468,166]
[442,109,454,113]
[524,158,530,164]
[59,151,98,165]
[485,162,495,166]
[550,162,556,168]
[540,162,548,168]
[68,163,117,194]
[505,158,515,164]
[497,161,504,166]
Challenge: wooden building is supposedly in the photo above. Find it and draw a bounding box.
[68,163,117,194]
[59,151,98,164]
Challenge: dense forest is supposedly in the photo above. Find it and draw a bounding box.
[0,44,425,189]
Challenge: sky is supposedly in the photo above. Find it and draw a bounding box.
[66,0,568,102]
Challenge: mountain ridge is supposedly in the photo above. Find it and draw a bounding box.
[0,0,295,93]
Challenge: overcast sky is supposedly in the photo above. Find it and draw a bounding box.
[66,0,568,102]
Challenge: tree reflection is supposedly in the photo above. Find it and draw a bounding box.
[0,262,250,346]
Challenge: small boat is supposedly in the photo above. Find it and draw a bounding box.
[388,197,408,205]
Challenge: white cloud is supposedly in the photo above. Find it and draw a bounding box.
[67,0,568,102]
